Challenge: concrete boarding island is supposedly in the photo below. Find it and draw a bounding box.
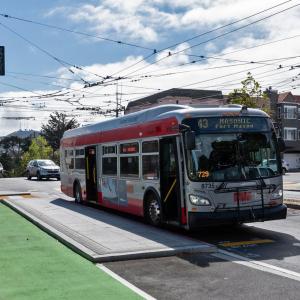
[2,196,215,262]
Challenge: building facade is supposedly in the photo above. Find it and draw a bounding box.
[273,91,300,169]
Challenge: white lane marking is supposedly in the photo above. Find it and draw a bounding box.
[213,249,300,282]
[97,264,156,300]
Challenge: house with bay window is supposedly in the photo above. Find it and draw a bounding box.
[275,92,300,169]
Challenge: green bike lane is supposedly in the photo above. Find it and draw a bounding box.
[0,203,142,300]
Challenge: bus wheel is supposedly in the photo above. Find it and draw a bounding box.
[145,193,161,226]
[74,183,82,203]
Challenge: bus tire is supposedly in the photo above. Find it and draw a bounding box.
[74,182,83,204]
[145,192,162,226]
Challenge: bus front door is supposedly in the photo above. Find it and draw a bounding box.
[160,137,181,223]
[85,146,98,202]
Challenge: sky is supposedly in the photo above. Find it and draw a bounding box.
[0,0,300,136]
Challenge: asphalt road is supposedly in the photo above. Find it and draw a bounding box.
[1,177,300,299]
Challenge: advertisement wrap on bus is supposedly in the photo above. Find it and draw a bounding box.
[60,104,287,230]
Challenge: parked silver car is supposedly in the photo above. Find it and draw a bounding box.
[261,158,289,174]
[26,159,60,180]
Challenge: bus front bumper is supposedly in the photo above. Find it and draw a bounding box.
[188,204,287,229]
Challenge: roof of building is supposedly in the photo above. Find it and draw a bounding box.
[293,95,300,103]
[126,88,223,109]
[277,92,291,103]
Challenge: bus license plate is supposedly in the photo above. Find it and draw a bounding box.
[234,192,253,202]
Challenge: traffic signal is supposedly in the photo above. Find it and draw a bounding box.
[0,46,5,76]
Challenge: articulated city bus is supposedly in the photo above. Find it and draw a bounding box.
[60,104,287,230]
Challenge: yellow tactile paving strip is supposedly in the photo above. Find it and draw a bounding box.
[219,239,274,247]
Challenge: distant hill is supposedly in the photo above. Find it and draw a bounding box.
[6,129,40,139]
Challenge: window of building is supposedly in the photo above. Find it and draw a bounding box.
[120,156,139,178]
[284,127,297,141]
[277,107,281,119]
[284,105,297,119]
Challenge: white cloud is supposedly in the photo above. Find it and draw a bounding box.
[47,0,298,43]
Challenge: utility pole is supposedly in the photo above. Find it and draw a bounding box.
[116,82,119,117]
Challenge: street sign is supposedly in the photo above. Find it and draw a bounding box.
[0,46,5,75]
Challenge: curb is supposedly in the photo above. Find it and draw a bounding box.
[0,192,31,197]
[1,200,216,263]
[284,200,300,210]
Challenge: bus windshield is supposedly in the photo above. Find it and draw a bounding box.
[183,117,281,181]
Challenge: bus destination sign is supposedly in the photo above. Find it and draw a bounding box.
[198,117,254,130]
[184,116,268,133]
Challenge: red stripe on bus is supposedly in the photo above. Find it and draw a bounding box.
[181,207,187,225]
[61,117,178,147]
[100,197,143,216]
[61,185,73,197]
[97,192,103,204]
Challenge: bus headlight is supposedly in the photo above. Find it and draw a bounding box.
[271,188,283,199]
[189,194,211,206]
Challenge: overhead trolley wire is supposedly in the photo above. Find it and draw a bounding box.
[127,33,300,80]
[0,22,121,83]
[105,0,294,79]
[178,56,300,89]
[0,21,91,84]
[7,71,84,82]
[0,13,156,52]
[81,0,296,87]
[121,2,300,78]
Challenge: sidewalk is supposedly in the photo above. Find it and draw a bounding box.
[2,195,215,263]
[283,182,300,209]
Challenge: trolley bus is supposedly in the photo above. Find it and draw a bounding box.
[60,104,287,230]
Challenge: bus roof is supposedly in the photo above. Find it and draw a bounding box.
[62,104,269,140]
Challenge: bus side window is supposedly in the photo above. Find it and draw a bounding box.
[142,140,159,180]
[65,149,74,170]
[142,155,159,180]
[102,145,117,176]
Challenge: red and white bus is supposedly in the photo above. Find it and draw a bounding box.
[60,104,287,230]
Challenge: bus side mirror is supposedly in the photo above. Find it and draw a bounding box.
[277,137,285,152]
[185,131,196,150]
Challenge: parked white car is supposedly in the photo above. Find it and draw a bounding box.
[26,159,60,180]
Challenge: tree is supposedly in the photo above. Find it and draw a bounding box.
[41,112,79,152]
[228,72,270,113]
[0,136,31,177]
[20,136,53,173]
